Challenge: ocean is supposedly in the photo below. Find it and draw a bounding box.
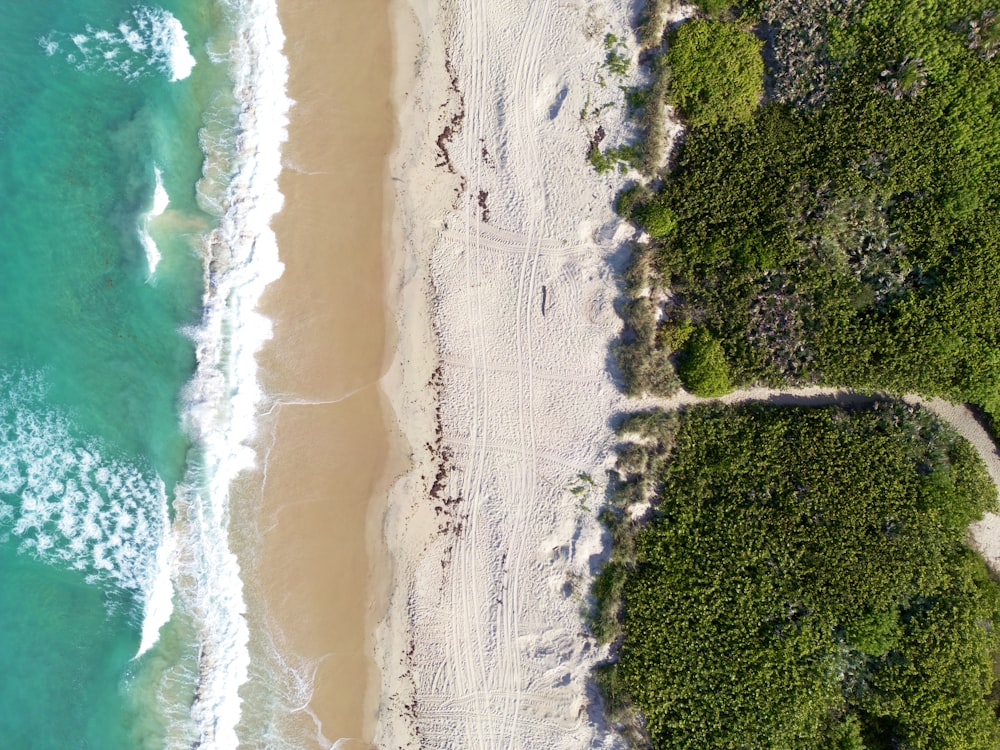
[0,0,289,747]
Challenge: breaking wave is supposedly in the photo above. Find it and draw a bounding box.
[0,371,173,653]
[41,6,196,82]
[160,0,290,747]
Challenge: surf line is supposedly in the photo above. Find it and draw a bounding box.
[166,0,290,747]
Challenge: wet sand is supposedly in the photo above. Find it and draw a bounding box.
[249,0,397,745]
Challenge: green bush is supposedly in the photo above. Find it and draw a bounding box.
[666,19,763,128]
[638,202,677,237]
[614,184,645,219]
[600,403,1000,750]
[677,327,732,396]
[589,562,627,642]
[615,339,682,397]
[638,0,671,49]
[622,0,1000,428]
[695,0,734,18]
[589,143,640,174]
[604,32,631,76]
[615,294,684,397]
[658,316,693,352]
[694,0,734,16]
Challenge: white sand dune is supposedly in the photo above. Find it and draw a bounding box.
[377,0,1000,747]
[380,0,636,747]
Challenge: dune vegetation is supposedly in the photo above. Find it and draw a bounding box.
[594,0,1000,745]
[613,0,1000,436]
[594,403,1000,749]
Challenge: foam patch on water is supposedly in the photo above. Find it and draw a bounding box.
[41,6,196,82]
[0,373,173,644]
[141,167,170,278]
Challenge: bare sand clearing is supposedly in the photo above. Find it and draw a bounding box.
[234,0,398,747]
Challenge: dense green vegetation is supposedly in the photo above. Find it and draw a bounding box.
[665,20,764,129]
[614,0,1000,426]
[595,403,1000,749]
[597,3,1000,745]
[675,327,732,396]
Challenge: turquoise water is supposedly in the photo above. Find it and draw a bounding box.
[0,0,257,746]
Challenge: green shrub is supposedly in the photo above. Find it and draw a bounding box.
[622,242,654,296]
[666,19,763,128]
[604,32,632,76]
[622,85,651,115]
[590,143,640,174]
[677,327,732,396]
[638,202,677,237]
[829,715,865,750]
[658,316,693,352]
[615,340,682,396]
[694,0,734,16]
[638,0,671,49]
[589,562,627,642]
[624,0,1000,414]
[600,403,1000,750]
[846,608,901,656]
[615,296,684,396]
[614,184,644,218]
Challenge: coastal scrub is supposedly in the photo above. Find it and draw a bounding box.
[614,0,1000,433]
[665,19,763,129]
[595,403,1000,749]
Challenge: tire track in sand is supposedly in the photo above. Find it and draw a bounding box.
[446,0,494,745]
[406,0,633,747]
[497,0,553,743]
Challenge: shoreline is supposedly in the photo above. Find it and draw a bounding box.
[374,0,452,743]
[239,0,402,745]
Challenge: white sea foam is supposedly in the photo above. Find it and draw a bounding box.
[0,372,171,617]
[41,6,195,82]
[152,167,170,216]
[139,231,161,277]
[167,0,290,747]
[140,167,170,277]
[160,12,196,81]
[137,520,175,657]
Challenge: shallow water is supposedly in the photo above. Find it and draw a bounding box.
[0,0,287,745]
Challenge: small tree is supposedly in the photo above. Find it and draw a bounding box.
[667,19,764,129]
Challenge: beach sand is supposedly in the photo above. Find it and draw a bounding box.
[228,0,1000,746]
[238,0,399,746]
[375,0,641,747]
[371,1,1000,747]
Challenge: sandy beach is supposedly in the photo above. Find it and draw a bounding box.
[377,0,642,747]
[226,0,1000,746]
[236,0,399,746]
